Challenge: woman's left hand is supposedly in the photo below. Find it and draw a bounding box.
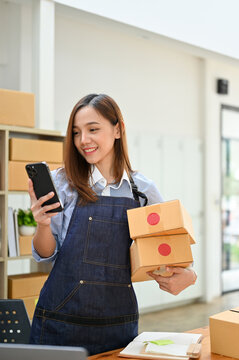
[147,267,197,296]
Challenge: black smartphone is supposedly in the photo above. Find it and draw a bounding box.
[25,162,64,213]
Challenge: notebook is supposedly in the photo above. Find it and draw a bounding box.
[119,332,203,359]
[0,343,87,360]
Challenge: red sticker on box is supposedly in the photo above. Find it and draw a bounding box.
[147,212,160,225]
[158,243,171,256]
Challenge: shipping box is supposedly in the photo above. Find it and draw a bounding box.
[130,234,193,282]
[127,200,195,243]
[8,161,61,191]
[9,138,63,163]
[210,307,239,359]
[0,89,35,127]
[19,235,32,256]
[8,272,48,298]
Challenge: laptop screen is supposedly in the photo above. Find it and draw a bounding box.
[0,343,87,360]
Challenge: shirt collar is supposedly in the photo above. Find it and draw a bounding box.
[89,165,131,190]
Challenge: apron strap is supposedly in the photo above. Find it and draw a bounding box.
[129,176,148,206]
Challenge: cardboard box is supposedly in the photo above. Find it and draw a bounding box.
[130,234,193,282]
[8,272,48,298]
[22,295,39,320]
[127,200,195,243]
[19,235,32,256]
[0,89,35,127]
[8,161,61,191]
[9,138,63,163]
[210,307,239,359]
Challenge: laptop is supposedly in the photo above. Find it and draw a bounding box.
[0,343,87,360]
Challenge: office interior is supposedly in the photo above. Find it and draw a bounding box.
[1,0,239,333]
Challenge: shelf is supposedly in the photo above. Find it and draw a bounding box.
[0,124,64,137]
[8,191,29,194]
[0,125,63,298]
[7,255,33,260]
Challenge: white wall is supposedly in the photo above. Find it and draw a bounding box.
[55,4,203,138]
[0,1,21,90]
[204,59,239,301]
[55,0,239,60]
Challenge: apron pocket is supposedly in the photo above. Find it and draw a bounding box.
[84,216,131,268]
[54,280,138,318]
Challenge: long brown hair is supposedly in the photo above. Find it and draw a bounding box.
[64,94,133,204]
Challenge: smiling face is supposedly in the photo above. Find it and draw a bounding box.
[73,106,120,176]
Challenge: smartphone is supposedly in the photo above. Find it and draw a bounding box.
[25,162,64,213]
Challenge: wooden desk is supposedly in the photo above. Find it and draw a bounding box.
[88,326,230,360]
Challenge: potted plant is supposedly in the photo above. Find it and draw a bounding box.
[17,208,37,236]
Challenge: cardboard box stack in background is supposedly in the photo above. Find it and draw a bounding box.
[0,88,62,314]
[8,137,63,255]
[0,89,35,127]
[8,272,49,319]
[209,307,239,359]
[127,200,195,282]
[8,138,63,191]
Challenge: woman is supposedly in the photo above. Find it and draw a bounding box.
[29,94,197,355]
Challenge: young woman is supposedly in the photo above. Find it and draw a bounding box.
[29,94,197,355]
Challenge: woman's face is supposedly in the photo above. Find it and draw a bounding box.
[73,106,120,172]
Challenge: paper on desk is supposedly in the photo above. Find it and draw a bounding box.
[119,332,202,359]
[135,332,202,345]
[145,342,189,356]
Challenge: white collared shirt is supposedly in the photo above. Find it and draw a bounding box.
[32,166,163,262]
[89,166,132,196]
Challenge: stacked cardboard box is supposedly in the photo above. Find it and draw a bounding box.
[127,200,195,282]
[1,89,59,317]
[209,307,239,359]
[8,272,49,319]
[8,138,63,191]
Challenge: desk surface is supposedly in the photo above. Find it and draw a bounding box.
[88,326,229,360]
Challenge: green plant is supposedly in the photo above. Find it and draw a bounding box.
[17,208,37,227]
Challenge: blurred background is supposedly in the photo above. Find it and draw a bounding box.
[1,0,239,328]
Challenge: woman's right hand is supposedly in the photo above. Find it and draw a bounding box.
[28,178,61,227]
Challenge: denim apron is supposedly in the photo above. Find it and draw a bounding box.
[30,185,146,355]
